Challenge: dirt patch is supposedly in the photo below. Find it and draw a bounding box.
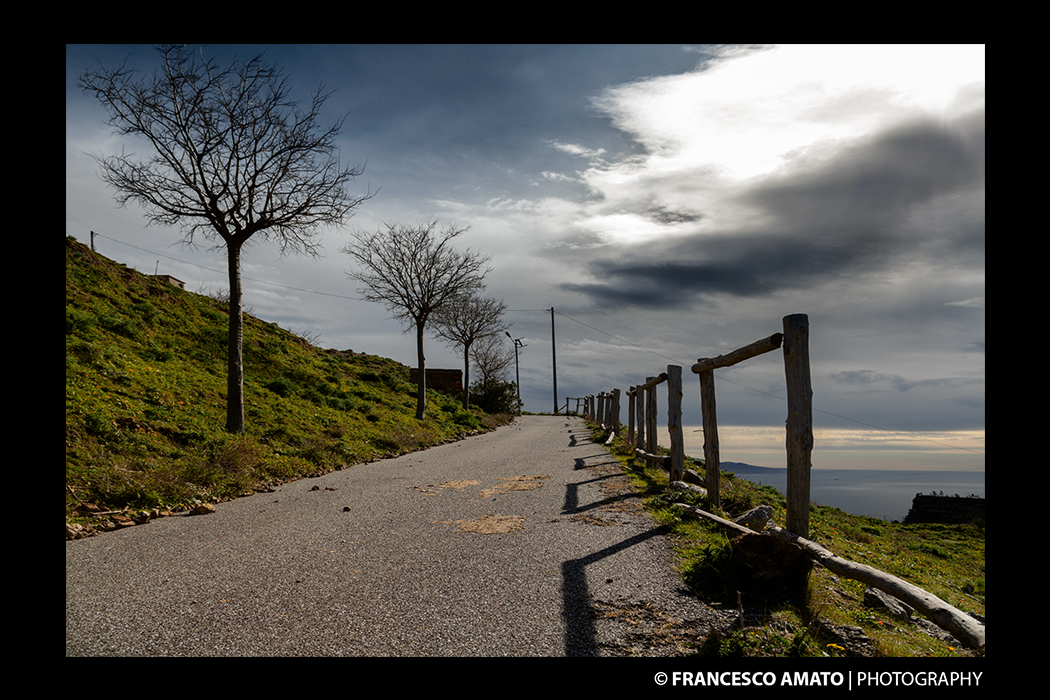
[590,599,708,656]
[437,514,526,534]
[412,476,547,499]
[479,475,549,498]
[408,480,480,496]
[438,480,481,490]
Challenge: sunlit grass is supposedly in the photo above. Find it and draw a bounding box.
[65,236,511,520]
[591,422,985,657]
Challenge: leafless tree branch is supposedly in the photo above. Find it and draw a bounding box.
[342,219,491,419]
[78,44,373,432]
[431,294,508,408]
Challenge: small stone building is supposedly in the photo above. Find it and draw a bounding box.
[409,368,462,395]
[152,274,186,290]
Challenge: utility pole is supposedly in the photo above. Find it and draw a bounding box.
[505,332,525,408]
[551,307,559,414]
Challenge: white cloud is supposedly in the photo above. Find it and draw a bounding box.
[546,140,606,160]
[945,297,985,309]
[572,44,985,238]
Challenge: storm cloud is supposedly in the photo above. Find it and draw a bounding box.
[562,110,985,309]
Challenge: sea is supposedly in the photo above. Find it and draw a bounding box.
[717,463,985,522]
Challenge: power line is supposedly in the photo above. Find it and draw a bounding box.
[87,232,359,300]
[82,233,984,458]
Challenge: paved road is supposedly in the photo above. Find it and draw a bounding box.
[66,415,727,656]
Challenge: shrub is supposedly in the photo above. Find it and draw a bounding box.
[452,408,480,430]
[469,377,522,415]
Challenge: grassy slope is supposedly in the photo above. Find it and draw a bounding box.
[593,424,985,658]
[65,236,506,523]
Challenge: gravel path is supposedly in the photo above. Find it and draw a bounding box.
[66,415,730,656]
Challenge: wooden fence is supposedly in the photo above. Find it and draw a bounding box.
[572,313,985,649]
[580,313,815,538]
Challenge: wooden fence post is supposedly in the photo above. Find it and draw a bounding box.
[646,378,658,457]
[610,388,621,436]
[627,388,636,446]
[783,313,814,538]
[635,384,645,450]
[666,365,684,483]
[698,369,720,508]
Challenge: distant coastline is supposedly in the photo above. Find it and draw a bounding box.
[718,461,784,475]
[697,460,984,522]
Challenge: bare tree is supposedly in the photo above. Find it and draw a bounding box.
[431,294,508,409]
[343,219,490,420]
[470,333,516,383]
[77,45,372,433]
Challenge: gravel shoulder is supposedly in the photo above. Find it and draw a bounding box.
[66,415,728,656]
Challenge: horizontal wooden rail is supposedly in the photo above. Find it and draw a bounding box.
[636,372,668,390]
[691,333,783,374]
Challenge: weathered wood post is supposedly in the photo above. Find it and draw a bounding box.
[610,388,621,436]
[597,393,606,428]
[666,365,685,483]
[783,313,814,538]
[646,378,658,457]
[698,368,720,508]
[692,331,785,509]
[635,383,646,450]
[627,388,636,446]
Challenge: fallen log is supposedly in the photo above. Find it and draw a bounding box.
[672,503,986,650]
[672,503,753,535]
[635,447,669,467]
[767,524,985,650]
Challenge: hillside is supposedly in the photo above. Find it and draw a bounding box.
[65,236,510,533]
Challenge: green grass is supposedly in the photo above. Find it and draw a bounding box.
[65,236,511,525]
[591,423,985,658]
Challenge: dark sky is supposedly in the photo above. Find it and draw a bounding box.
[66,44,984,470]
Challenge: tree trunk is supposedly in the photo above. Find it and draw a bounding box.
[415,322,427,421]
[226,241,245,434]
[461,341,471,409]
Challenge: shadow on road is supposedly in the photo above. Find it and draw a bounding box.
[559,417,676,655]
[562,475,638,516]
[560,524,673,656]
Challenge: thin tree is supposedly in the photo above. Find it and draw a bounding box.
[77,45,372,433]
[470,333,516,384]
[431,294,508,409]
[343,219,490,420]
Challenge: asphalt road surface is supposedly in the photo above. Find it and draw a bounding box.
[66,415,728,656]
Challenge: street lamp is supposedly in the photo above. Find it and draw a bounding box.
[505,331,525,408]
